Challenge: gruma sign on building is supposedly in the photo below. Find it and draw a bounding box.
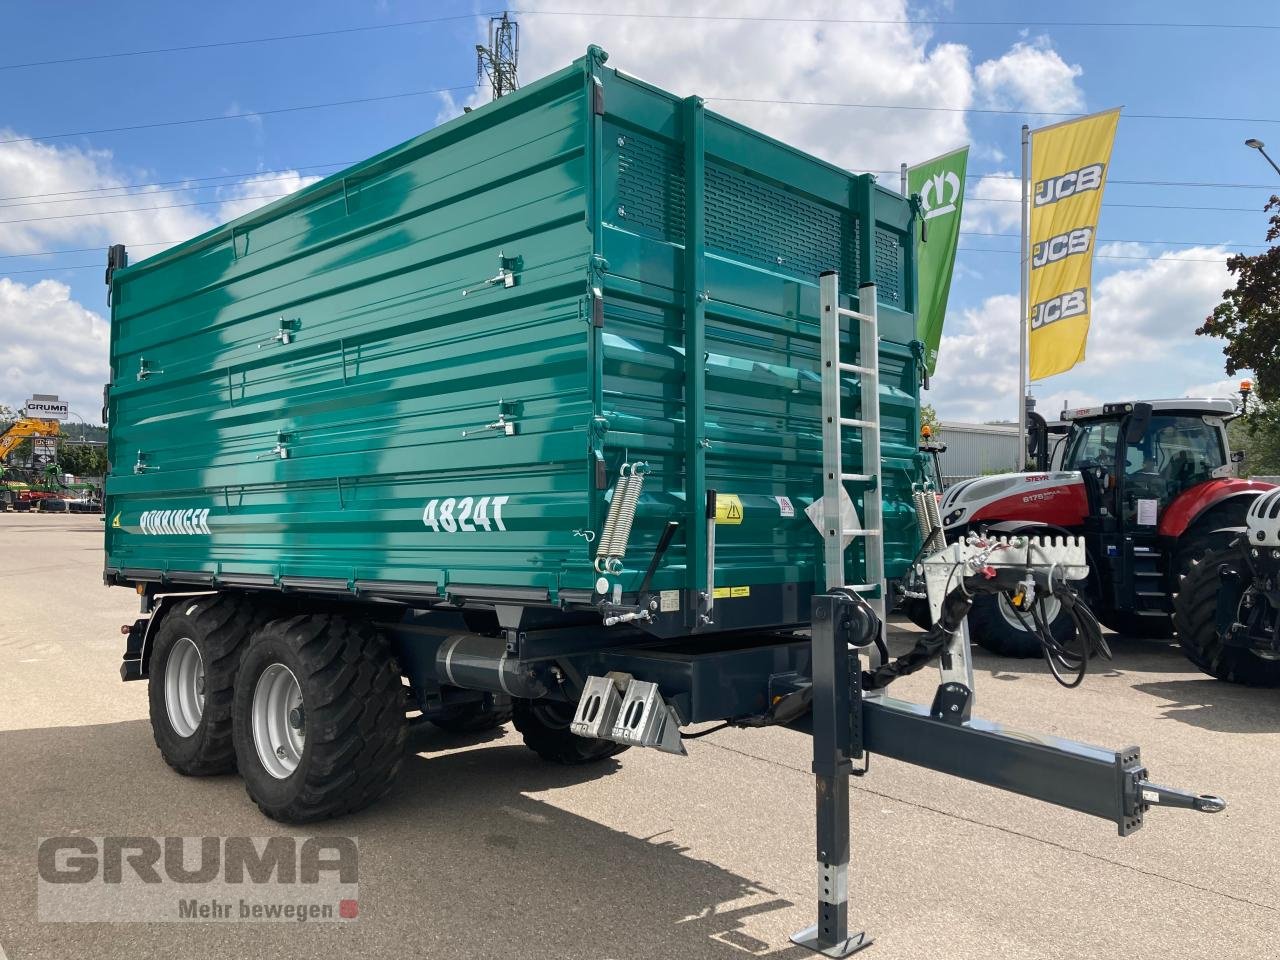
[24,396,69,421]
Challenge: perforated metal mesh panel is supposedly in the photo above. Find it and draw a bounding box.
[704,163,850,280]
[873,227,904,304]
[611,123,913,312]
[615,130,685,240]
[613,129,862,282]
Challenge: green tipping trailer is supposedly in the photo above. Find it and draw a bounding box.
[104,50,924,633]
[105,48,1223,958]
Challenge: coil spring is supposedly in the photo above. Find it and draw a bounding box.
[594,462,646,574]
[595,466,629,565]
[610,469,644,560]
[912,489,945,555]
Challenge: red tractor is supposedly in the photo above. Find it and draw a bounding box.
[933,397,1274,658]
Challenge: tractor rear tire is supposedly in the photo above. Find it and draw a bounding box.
[148,594,269,776]
[232,615,407,822]
[968,591,1076,658]
[512,698,628,765]
[1174,545,1280,687]
[432,694,513,733]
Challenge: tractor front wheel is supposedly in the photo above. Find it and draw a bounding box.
[1174,544,1280,686]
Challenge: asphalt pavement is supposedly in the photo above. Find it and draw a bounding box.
[1,513,1276,959]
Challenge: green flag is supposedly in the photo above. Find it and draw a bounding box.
[907,146,968,375]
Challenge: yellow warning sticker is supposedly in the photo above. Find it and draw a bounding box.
[111,512,122,529]
[713,586,751,599]
[715,494,744,525]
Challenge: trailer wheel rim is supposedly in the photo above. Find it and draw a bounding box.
[252,663,305,779]
[165,637,205,738]
[996,593,1062,634]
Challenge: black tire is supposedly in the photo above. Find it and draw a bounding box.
[432,694,513,733]
[967,591,1076,658]
[232,615,407,822]
[512,698,628,765]
[1174,545,1280,686]
[1096,610,1173,640]
[148,594,267,776]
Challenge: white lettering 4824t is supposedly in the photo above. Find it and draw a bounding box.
[422,495,509,533]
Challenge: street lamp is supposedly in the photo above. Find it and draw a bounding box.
[1244,138,1280,177]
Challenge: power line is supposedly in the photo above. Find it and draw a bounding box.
[4,162,1271,211]
[0,191,294,226]
[0,188,1265,235]
[3,262,108,276]
[4,85,1277,152]
[708,95,1280,126]
[962,248,1228,263]
[0,204,1265,255]
[967,197,1266,212]
[513,10,1280,31]
[3,9,1273,75]
[0,12,487,71]
[3,251,1238,275]
[887,170,1280,190]
[0,85,475,146]
[960,230,1264,249]
[0,169,335,211]
[0,162,353,205]
[0,241,179,261]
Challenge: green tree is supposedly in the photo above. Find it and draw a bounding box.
[59,443,108,479]
[1197,195,1280,475]
[920,402,941,437]
[1198,196,1280,398]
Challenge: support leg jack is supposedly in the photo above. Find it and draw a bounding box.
[791,592,875,956]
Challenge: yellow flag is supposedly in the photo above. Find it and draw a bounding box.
[1027,107,1120,380]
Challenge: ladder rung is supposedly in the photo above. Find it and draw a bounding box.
[836,308,875,324]
[837,529,881,537]
[844,583,878,591]
[839,418,879,430]
[838,362,876,376]
[840,473,874,482]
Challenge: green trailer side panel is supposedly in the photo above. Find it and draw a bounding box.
[104,49,924,629]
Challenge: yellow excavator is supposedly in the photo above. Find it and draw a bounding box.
[1,418,63,509]
[0,416,60,461]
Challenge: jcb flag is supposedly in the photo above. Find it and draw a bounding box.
[1028,108,1120,380]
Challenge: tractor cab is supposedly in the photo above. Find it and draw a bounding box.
[1058,399,1238,525]
[1050,398,1249,636]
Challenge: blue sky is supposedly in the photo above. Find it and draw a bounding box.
[1,0,1276,423]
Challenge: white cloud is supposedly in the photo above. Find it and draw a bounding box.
[0,137,321,423]
[963,170,1021,234]
[0,131,319,260]
[930,249,1236,422]
[490,0,978,173]
[1183,376,1248,400]
[974,36,1085,114]
[1096,240,1151,259]
[214,170,322,221]
[0,278,109,419]
[930,293,1023,422]
[1086,246,1230,368]
[0,134,212,255]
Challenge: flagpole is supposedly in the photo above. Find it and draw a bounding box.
[1018,123,1030,471]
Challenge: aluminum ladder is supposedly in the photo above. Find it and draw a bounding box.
[818,271,884,633]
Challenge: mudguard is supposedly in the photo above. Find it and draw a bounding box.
[1158,479,1275,539]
